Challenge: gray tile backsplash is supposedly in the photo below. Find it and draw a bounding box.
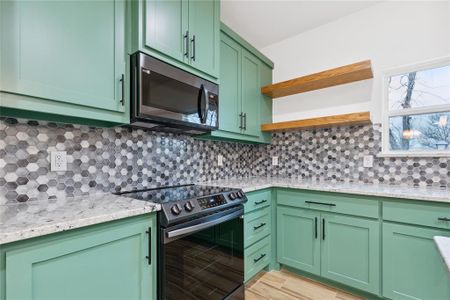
[1,118,448,204]
[251,124,449,187]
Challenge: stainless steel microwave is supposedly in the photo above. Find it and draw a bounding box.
[130,52,219,135]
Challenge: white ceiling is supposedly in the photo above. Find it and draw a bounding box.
[221,0,380,49]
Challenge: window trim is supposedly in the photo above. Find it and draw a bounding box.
[380,56,450,157]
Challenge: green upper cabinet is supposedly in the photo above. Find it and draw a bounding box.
[144,0,188,64]
[0,0,128,126]
[383,222,450,300]
[217,32,241,133]
[199,24,274,144]
[130,0,219,82]
[1,214,156,300]
[241,49,261,137]
[187,0,220,77]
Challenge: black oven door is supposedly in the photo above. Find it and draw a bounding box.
[159,207,244,300]
[132,52,218,130]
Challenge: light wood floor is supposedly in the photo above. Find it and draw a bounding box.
[245,269,364,300]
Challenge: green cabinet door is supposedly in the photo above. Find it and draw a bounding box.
[259,62,273,143]
[0,0,126,113]
[4,215,156,300]
[145,0,188,64]
[321,214,380,295]
[277,206,321,275]
[241,49,261,137]
[188,0,219,78]
[218,33,241,134]
[383,222,450,300]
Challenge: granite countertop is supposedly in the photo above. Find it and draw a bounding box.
[2,177,449,245]
[0,193,160,245]
[201,177,450,203]
[434,236,450,273]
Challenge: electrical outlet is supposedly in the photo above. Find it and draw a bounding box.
[51,151,67,171]
[272,156,279,166]
[217,154,223,166]
[363,155,374,168]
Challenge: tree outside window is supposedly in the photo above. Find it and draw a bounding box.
[384,59,450,156]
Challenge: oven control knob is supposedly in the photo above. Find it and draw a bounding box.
[171,204,182,215]
[184,201,194,212]
[237,191,244,198]
[228,193,237,200]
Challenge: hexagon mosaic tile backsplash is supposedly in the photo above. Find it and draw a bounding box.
[250,124,449,187]
[0,118,253,204]
[1,117,449,204]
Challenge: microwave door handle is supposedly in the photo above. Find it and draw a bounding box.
[198,85,209,123]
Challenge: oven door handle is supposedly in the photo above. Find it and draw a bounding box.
[166,208,243,239]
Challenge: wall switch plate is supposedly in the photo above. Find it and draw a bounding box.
[363,155,374,168]
[272,156,279,166]
[51,151,67,171]
[217,154,223,166]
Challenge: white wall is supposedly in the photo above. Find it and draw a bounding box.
[260,1,450,123]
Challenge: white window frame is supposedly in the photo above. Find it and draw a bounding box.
[380,56,450,157]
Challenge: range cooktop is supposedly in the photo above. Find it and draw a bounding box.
[116,184,247,226]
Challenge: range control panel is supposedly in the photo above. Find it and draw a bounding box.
[198,194,227,209]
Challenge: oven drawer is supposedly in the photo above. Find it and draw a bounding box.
[244,235,271,282]
[244,207,271,248]
[244,189,271,213]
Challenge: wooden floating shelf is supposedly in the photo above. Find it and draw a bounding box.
[261,60,373,98]
[261,112,371,132]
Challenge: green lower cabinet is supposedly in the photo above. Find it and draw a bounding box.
[277,206,321,275]
[243,190,273,282]
[321,213,380,295]
[244,235,271,282]
[244,207,271,248]
[1,215,156,300]
[383,222,450,300]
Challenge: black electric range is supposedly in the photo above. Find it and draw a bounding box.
[116,184,246,300]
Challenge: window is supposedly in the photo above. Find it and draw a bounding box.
[382,57,450,156]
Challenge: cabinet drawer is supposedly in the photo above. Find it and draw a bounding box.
[244,235,271,282]
[277,188,379,219]
[244,189,271,213]
[244,207,271,248]
[383,200,450,230]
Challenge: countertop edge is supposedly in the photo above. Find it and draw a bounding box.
[434,236,450,274]
[202,180,449,203]
[0,205,160,245]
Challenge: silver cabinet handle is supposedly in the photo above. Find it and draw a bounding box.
[239,112,244,129]
[243,113,247,130]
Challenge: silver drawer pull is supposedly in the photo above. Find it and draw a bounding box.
[438,217,450,222]
[255,199,267,205]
